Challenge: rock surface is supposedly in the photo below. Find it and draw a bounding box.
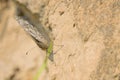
[0,0,120,80]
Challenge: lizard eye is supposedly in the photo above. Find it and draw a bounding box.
[16,7,23,16]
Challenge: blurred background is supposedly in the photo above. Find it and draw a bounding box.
[0,0,46,80]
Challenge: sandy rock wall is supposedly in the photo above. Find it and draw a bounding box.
[0,0,120,80]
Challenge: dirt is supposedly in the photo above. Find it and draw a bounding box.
[0,0,120,80]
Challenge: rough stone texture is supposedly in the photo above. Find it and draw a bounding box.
[0,0,120,80]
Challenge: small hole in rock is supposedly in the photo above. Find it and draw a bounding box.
[73,23,75,27]
[59,11,64,16]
